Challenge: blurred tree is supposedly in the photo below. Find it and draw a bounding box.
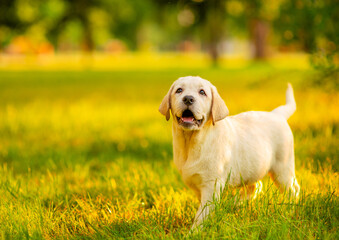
[243,0,269,59]
[106,0,155,50]
[0,0,155,52]
[0,0,36,50]
[196,0,227,64]
[0,1,16,50]
[46,0,99,51]
[153,0,228,65]
[47,0,154,51]
[275,0,317,52]
[275,0,338,88]
[242,0,283,59]
[0,0,336,74]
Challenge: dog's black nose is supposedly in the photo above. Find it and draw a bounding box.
[183,95,195,105]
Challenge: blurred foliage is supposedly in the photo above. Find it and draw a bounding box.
[0,0,338,83]
[0,0,336,52]
[274,0,338,88]
[274,0,338,53]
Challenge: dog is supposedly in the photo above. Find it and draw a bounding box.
[159,76,300,230]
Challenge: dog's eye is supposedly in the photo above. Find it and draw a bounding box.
[199,89,206,96]
[176,88,183,94]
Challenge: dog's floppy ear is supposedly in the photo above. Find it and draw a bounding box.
[159,85,174,121]
[211,85,229,125]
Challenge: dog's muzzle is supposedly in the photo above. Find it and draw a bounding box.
[176,109,203,128]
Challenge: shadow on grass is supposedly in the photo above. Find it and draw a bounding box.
[294,122,338,171]
[83,220,144,239]
[0,139,173,174]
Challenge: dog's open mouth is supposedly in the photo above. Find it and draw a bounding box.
[176,109,203,127]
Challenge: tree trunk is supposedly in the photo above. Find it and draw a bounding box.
[205,0,226,66]
[209,41,219,66]
[81,16,94,52]
[250,19,269,60]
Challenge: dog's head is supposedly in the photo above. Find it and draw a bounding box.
[159,76,229,130]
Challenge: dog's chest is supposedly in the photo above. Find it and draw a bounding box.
[173,126,230,192]
[175,153,214,190]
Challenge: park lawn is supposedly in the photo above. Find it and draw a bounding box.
[0,64,338,239]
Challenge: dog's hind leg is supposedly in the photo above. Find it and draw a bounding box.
[270,172,300,198]
[269,161,300,198]
[270,138,300,198]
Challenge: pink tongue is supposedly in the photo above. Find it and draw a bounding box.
[182,117,194,122]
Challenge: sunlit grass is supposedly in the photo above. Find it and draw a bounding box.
[0,60,337,238]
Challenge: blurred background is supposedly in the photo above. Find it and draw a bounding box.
[0,0,338,78]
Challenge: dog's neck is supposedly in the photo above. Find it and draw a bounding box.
[172,121,213,170]
[172,123,208,145]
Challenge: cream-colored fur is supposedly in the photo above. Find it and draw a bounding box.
[159,76,300,230]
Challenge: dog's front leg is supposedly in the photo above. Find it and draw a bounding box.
[190,181,222,232]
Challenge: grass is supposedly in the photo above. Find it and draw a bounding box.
[0,56,338,239]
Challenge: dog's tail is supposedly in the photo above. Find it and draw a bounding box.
[272,83,296,119]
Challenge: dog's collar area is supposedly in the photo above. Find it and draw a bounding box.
[176,109,203,127]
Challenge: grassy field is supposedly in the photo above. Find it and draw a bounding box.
[0,57,338,239]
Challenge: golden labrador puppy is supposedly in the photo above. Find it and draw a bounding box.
[159,76,300,230]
